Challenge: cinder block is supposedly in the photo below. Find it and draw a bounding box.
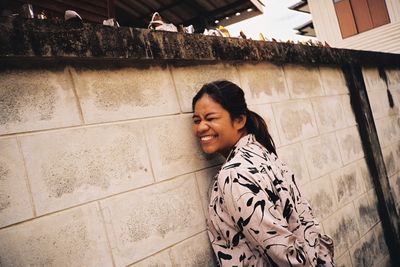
[237,63,289,104]
[382,146,396,177]
[368,89,398,119]
[341,95,357,127]
[100,174,206,266]
[195,166,221,216]
[319,66,348,95]
[302,133,342,179]
[335,252,352,267]
[130,232,216,267]
[273,100,318,145]
[311,96,347,133]
[330,163,365,207]
[353,192,377,236]
[357,159,374,191]
[144,114,223,181]
[322,203,360,257]
[283,64,324,99]
[336,126,364,165]
[0,203,113,267]
[0,69,81,135]
[277,142,310,185]
[0,138,33,228]
[301,174,336,221]
[171,64,241,112]
[375,116,399,148]
[71,67,179,124]
[386,68,400,90]
[250,104,281,147]
[350,230,380,267]
[362,67,387,91]
[129,250,172,267]
[169,231,217,266]
[19,122,153,215]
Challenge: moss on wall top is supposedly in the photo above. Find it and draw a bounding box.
[0,17,399,67]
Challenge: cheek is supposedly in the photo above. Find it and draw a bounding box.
[192,124,197,135]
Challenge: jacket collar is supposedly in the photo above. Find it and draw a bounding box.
[225,134,256,162]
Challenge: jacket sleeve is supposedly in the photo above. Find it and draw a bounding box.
[219,167,323,267]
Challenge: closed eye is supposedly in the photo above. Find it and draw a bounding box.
[193,118,201,124]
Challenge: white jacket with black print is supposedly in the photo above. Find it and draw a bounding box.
[207,134,334,267]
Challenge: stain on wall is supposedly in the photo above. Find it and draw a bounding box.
[0,204,112,266]
[19,122,152,215]
[0,71,56,125]
[0,165,11,211]
[238,63,288,103]
[281,109,313,140]
[283,65,323,98]
[331,165,363,206]
[351,232,379,267]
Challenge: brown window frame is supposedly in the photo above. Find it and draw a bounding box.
[333,0,390,38]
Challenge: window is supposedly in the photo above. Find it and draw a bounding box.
[333,0,390,38]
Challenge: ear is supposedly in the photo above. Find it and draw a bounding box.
[233,115,247,130]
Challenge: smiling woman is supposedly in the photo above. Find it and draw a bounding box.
[191,80,334,266]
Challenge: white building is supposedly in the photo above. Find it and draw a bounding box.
[291,0,400,53]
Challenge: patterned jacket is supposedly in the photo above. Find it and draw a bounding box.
[207,134,334,266]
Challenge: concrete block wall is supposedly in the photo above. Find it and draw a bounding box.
[0,62,394,266]
[363,67,400,222]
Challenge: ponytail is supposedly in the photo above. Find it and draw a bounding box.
[246,110,277,156]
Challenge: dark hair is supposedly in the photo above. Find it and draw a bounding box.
[192,80,277,155]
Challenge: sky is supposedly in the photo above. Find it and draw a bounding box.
[225,0,315,41]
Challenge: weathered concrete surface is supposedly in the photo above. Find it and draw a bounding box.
[336,126,364,165]
[322,203,360,257]
[273,100,318,145]
[130,232,217,267]
[19,121,153,215]
[2,17,400,67]
[195,166,220,216]
[250,104,281,147]
[71,66,180,123]
[302,133,342,179]
[284,64,324,98]
[311,95,347,133]
[171,64,241,112]
[0,203,113,267]
[302,174,336,220]
[0,137,33,227]
[319,66,349,95]
[277,142,310,185]
[144,114,223,181]
[238,63,289,104]
[100,174,205,266]
[0,69,81,135]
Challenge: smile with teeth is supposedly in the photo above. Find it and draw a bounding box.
[200,135,217,142]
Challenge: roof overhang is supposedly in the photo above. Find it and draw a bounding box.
[10,0,265,32]
[116,0,265,30]
[294,20,315,37]
[289,0,310,14]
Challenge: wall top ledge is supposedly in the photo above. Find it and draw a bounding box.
[1,17,399,67]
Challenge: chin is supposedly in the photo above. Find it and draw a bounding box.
[201,146,217,155]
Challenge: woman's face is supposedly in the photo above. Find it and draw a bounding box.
[192,94,246,157]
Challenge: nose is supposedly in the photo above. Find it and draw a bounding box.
[194,120,210,134]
